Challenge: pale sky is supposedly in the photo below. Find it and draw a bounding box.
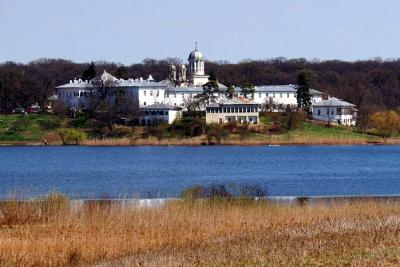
[0,0,399,64]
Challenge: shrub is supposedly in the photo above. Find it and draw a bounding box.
[169,117,205,138]
[182,183,267,200]
[206,124,230,144]
[142,124,169,140]
[240,184,267,198]
[287,111,305,130]
[57,128,87,145]
[237,123,250,140]
[369,110,400,138]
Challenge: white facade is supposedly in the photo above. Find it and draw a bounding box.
[55,47,357,125]
[206,98,259,124]
[140,103,181,125]
[312,98,357,126]
[188,46,210,86]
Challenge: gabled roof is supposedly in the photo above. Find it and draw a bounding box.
[313,97,355,107]
[140,103,179,110]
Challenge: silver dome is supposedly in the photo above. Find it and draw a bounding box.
[188,49,204,61]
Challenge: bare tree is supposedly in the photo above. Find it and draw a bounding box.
[262,97,277,112]
[183,95,201,112]
[87,72,120,136]
[120,96,140,133]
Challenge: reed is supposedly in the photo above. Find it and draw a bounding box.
[78,133,400,146]
[2,196,400,266]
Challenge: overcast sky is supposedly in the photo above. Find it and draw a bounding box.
[1,0,399,65]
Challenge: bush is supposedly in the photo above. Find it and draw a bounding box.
[287,111,305,130]
[240,184,267,198]
[206,124,230,144]
[142,124,169,140]
[57,128,87,145]
[182,183,267,200]
[169,117,205,138]
[369,110,400,138]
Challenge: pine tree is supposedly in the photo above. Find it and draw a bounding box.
[225,85,235,99]
[241,82,255,99]
[82,62,96,81]
[296,71,313,116]
[115,66,128,79]
[196,80,220,106]
[208,71,217,82]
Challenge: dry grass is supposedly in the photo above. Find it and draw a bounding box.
[78,135,400,146]
[2,197,400,266]
[82,137,133,146]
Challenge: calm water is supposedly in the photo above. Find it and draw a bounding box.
[0,145,400,199]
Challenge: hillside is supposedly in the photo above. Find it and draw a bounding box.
[0,114,392,146]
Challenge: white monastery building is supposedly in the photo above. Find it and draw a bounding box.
[55,46,357,126]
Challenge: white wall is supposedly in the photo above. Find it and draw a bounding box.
[312,106,356,126]
[138,88,165,106]
[140,109,181,124]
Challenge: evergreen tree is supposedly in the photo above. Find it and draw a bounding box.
[296,71,313,117]
[82,62,96,81]
[115,66,128,79]
[208,71,217,82]
[196,80,220,106]
[225,85,235,99]
[241,82,255,99]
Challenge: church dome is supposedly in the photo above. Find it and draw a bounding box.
[188,49,204,61]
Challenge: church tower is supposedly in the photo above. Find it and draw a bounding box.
[188,43,209,86]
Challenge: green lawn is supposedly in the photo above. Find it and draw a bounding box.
[0,113,384,144]
[0,114,60,142]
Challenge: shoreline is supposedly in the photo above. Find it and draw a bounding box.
[3,195,400,204]
[1,139,399,146]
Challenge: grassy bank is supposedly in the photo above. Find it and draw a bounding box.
[2,196,400,266]
[0,114,59,144]
[1,114,398,146]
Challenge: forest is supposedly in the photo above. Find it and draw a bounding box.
[1,57,400,127]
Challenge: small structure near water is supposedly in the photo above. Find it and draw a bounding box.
[140,103,182,125]
[205,97,259,124]
[312,97,357,126]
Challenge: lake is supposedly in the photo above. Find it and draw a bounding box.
[0,145,400,199]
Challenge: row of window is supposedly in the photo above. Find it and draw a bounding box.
[317,109,335,116]
[206,106,257,114]
[142,90,160,97]
[163,92,294,99]
[143,110,169,116]
[59,91,89,97]
[60,90,295,100]
[257,93,293,98]
[341,118,354,124]
[224,116,258,124]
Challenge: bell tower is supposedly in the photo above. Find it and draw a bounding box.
[188,43,209,86]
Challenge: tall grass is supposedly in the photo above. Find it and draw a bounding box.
[2,195,400,266]
[79,134,400,146]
